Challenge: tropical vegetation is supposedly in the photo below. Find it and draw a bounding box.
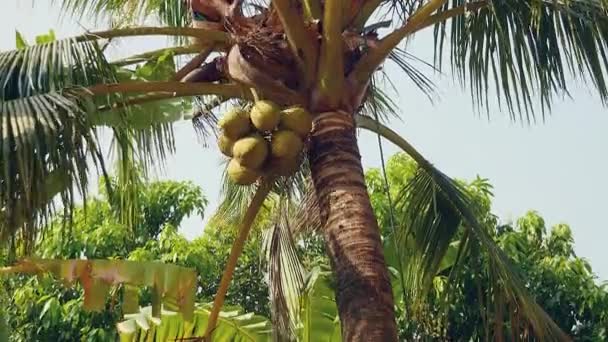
[2,156,607,340]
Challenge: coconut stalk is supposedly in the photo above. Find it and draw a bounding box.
[203,178,275,340]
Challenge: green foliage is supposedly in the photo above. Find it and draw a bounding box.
[55,0,191,28]
[0,30,193,250]
[0,178,269,341]
[299,268,341,342]
[497,212,608,340]
[0,259,197,317]
[3,154,607,341]
[117,305,272,341]
[366,154,608,341]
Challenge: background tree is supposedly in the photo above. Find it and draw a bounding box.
[3,0,608,339]
[0,178,270,341]
[366,154,608,341]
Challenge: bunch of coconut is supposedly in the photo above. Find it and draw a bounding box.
[217,100,313,185]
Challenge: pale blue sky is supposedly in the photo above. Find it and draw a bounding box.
[1,2,607,280]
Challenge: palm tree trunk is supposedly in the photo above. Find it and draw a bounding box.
[308,110,397,341]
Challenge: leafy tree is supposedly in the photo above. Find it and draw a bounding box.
[366,154,608,340]
[3,0,608,339]
[0,178,270,341]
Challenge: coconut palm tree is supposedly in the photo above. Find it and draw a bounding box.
[2,0,608,340]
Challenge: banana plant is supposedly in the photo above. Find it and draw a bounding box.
[116,267,341,342]
[117,305,272,341]
[0,259,196,318]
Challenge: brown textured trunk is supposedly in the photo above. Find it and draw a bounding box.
[308,110,398,341]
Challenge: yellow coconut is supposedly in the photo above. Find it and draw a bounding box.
[280,106,313,137]
[227,159,259,185]
[217,134,235,157]
[267,156,300,176]
[250,100,281,132]
[271,130,303,159]
[218,107,251,139]
[232,134,269,169]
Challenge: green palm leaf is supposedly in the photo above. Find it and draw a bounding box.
[408,168,568,340]
[391,168,462,307]
[0,93,104,248]
[0,38,115,100]
[434,0,608,119]
[262,210,305,341]
[53,0,191,27]
[358,114,569,340]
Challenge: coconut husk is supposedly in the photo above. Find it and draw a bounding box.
[251,100,281,131]
[227,158,259,185]
[218,107,251,139]
[232,134,269,169]
[226,44,302,104]
[271,130,303,159]
[280,107,312,137]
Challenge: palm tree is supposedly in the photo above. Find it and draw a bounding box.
[2,0,608,340]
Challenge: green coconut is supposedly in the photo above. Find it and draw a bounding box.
[267,156,300,176]
[217,134,235,157]
[227,159,259,185]
[218,107,251,139]
[280,106,313,137]
[232,134,269,169]
[271,130,303,159]
[250,100,281,132]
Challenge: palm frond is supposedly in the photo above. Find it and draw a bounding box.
[0,93,104,250]
[358,115,569,340]
[262,207,305,341]
[434,0,608,120]
[392,168,464,308]
[383,0,427,26]
[283,177,322,236]
[54,0,191,27]
[192,96,227,144]
[214,162,260,227]
[387,47,437,101]
[0,38,116,100]
[421,168,568,340]
[214,154,311,229]
[361,74,400,123]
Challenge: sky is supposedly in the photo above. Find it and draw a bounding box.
[1,2,607,280]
